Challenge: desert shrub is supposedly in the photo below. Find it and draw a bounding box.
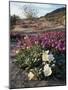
[10,15,20,29]
[15,45,42,70]
[23,4,38,19]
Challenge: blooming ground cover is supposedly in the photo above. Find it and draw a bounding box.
[11,30,66,81]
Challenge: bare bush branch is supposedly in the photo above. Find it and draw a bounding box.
[23,4,38,19]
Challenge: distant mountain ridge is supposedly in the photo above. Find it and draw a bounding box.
[44,7,66,26]
[45,7,66,16]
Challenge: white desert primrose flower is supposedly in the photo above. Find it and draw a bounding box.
[42,50,55,63]
[28,72,34,80]
[51,64,55,67]
[48,53,54,61]
[42,50,49,62]
[43,64,52,77]
[28,71,37,80]
[48,53,55,63]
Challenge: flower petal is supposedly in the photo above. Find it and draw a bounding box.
[43,64,52,76]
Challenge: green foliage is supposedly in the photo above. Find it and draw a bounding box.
[15,45,42,70]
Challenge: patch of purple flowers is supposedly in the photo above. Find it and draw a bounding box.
[11,31,66,56]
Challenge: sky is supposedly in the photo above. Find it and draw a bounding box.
[10,1,65,19]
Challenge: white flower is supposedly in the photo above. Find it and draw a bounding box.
[28,72,34,80]
[26,46,30,49]
[42,50,49,62]
[43,64,52,77]
[48,53,54,63]
[28,71,38,80]
[45,50,49,54]
[42,50,55,63]
[51,64,55,67]
[15,49,20,54]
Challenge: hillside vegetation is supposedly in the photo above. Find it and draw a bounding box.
[45,7,66,26]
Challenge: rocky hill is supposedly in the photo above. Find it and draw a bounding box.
[45,7,66,26]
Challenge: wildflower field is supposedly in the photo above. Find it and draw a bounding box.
[10,30,66,81]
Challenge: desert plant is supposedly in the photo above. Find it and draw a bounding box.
[10,15,20,29]
[23,4,38,19]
